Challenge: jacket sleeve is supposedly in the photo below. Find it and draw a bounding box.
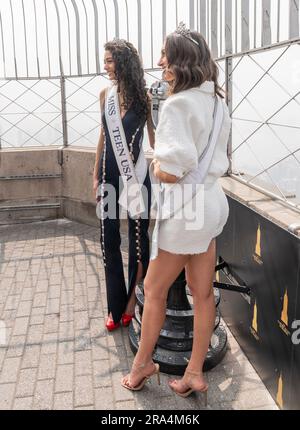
[154,95,204,178]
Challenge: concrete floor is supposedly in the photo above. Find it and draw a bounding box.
[0,219,278,410]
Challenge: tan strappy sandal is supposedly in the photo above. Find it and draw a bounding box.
[121,362,160,391]
[169,369,208,406]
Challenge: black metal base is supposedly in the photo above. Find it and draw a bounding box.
[136,283,221,309]
[128,319,228,375]
[134,305,221,352]
[129,271,228,376]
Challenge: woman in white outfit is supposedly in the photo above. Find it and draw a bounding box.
[121,24,231,400]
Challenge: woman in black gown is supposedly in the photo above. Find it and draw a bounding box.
[93,39,154,331]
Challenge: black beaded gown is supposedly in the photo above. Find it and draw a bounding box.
[98,108,151,324]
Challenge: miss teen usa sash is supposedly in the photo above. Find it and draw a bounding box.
[105,85,148,218]
[150,95,225,259]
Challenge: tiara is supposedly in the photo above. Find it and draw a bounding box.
[175,22,199,47]
[112,38,131,51]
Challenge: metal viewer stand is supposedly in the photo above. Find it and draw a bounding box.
[128,265,247,375]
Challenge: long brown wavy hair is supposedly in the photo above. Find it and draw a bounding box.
[165,31,224,98]
[104,39,148,122]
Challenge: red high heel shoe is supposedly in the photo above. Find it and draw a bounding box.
[105,316,120,331]
[121,313,134,327]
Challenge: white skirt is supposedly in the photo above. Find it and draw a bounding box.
[157,181,229,255]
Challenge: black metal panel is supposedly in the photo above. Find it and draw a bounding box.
[290,243,300,410]
[218,195,300,410]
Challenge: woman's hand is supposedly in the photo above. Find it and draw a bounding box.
[146,93,155,149]
[93,176,99,198]
[152,158,178,183]
[152,159,161,178]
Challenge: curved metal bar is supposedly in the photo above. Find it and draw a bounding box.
[43,0,51,76]
[162,0,166,40]
[33,0,40,78]
[21,0,28,77]
[9,0,17,78]
[220,0,223,55]
[190,0,194,30]
[217,36,300,61]
[137,0,142,56]
[241,0,249,52]
[277,0,280,43]
[0,0,298,80]
[150,0,153,68]
[200,0,206,38]
[71,0,82,76]
[113,0,119,39]
[125,0,129,41]
[262,0,271,46]
[211,0,218,57]
[53,0,63,76]
[3,71,108,80]
[82,0,89,74]
[62,0,72,76]
[254,0,257,48]
[225,0,232,54]
[102,0,108,42]
[235,0,238,53]
[289,0,299,39]
[0,9,6,78]
[207,0,210,45]
[91,0,100,74]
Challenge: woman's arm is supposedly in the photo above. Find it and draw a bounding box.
[152,159,178,183]
[146,95,155,149]
[153,95,199,181]
[93,89,106,196]
[93,127,104,195]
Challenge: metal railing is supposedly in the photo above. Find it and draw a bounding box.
[0,0,300,213]
[218,39,300,213]
[0,0,299,79]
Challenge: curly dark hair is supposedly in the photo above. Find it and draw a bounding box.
[104,39,148,122]
[165,31,224,98]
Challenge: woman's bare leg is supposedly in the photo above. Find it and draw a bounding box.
[169,240,216,393]
[124,262,143,315]
[122,249,190,387]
